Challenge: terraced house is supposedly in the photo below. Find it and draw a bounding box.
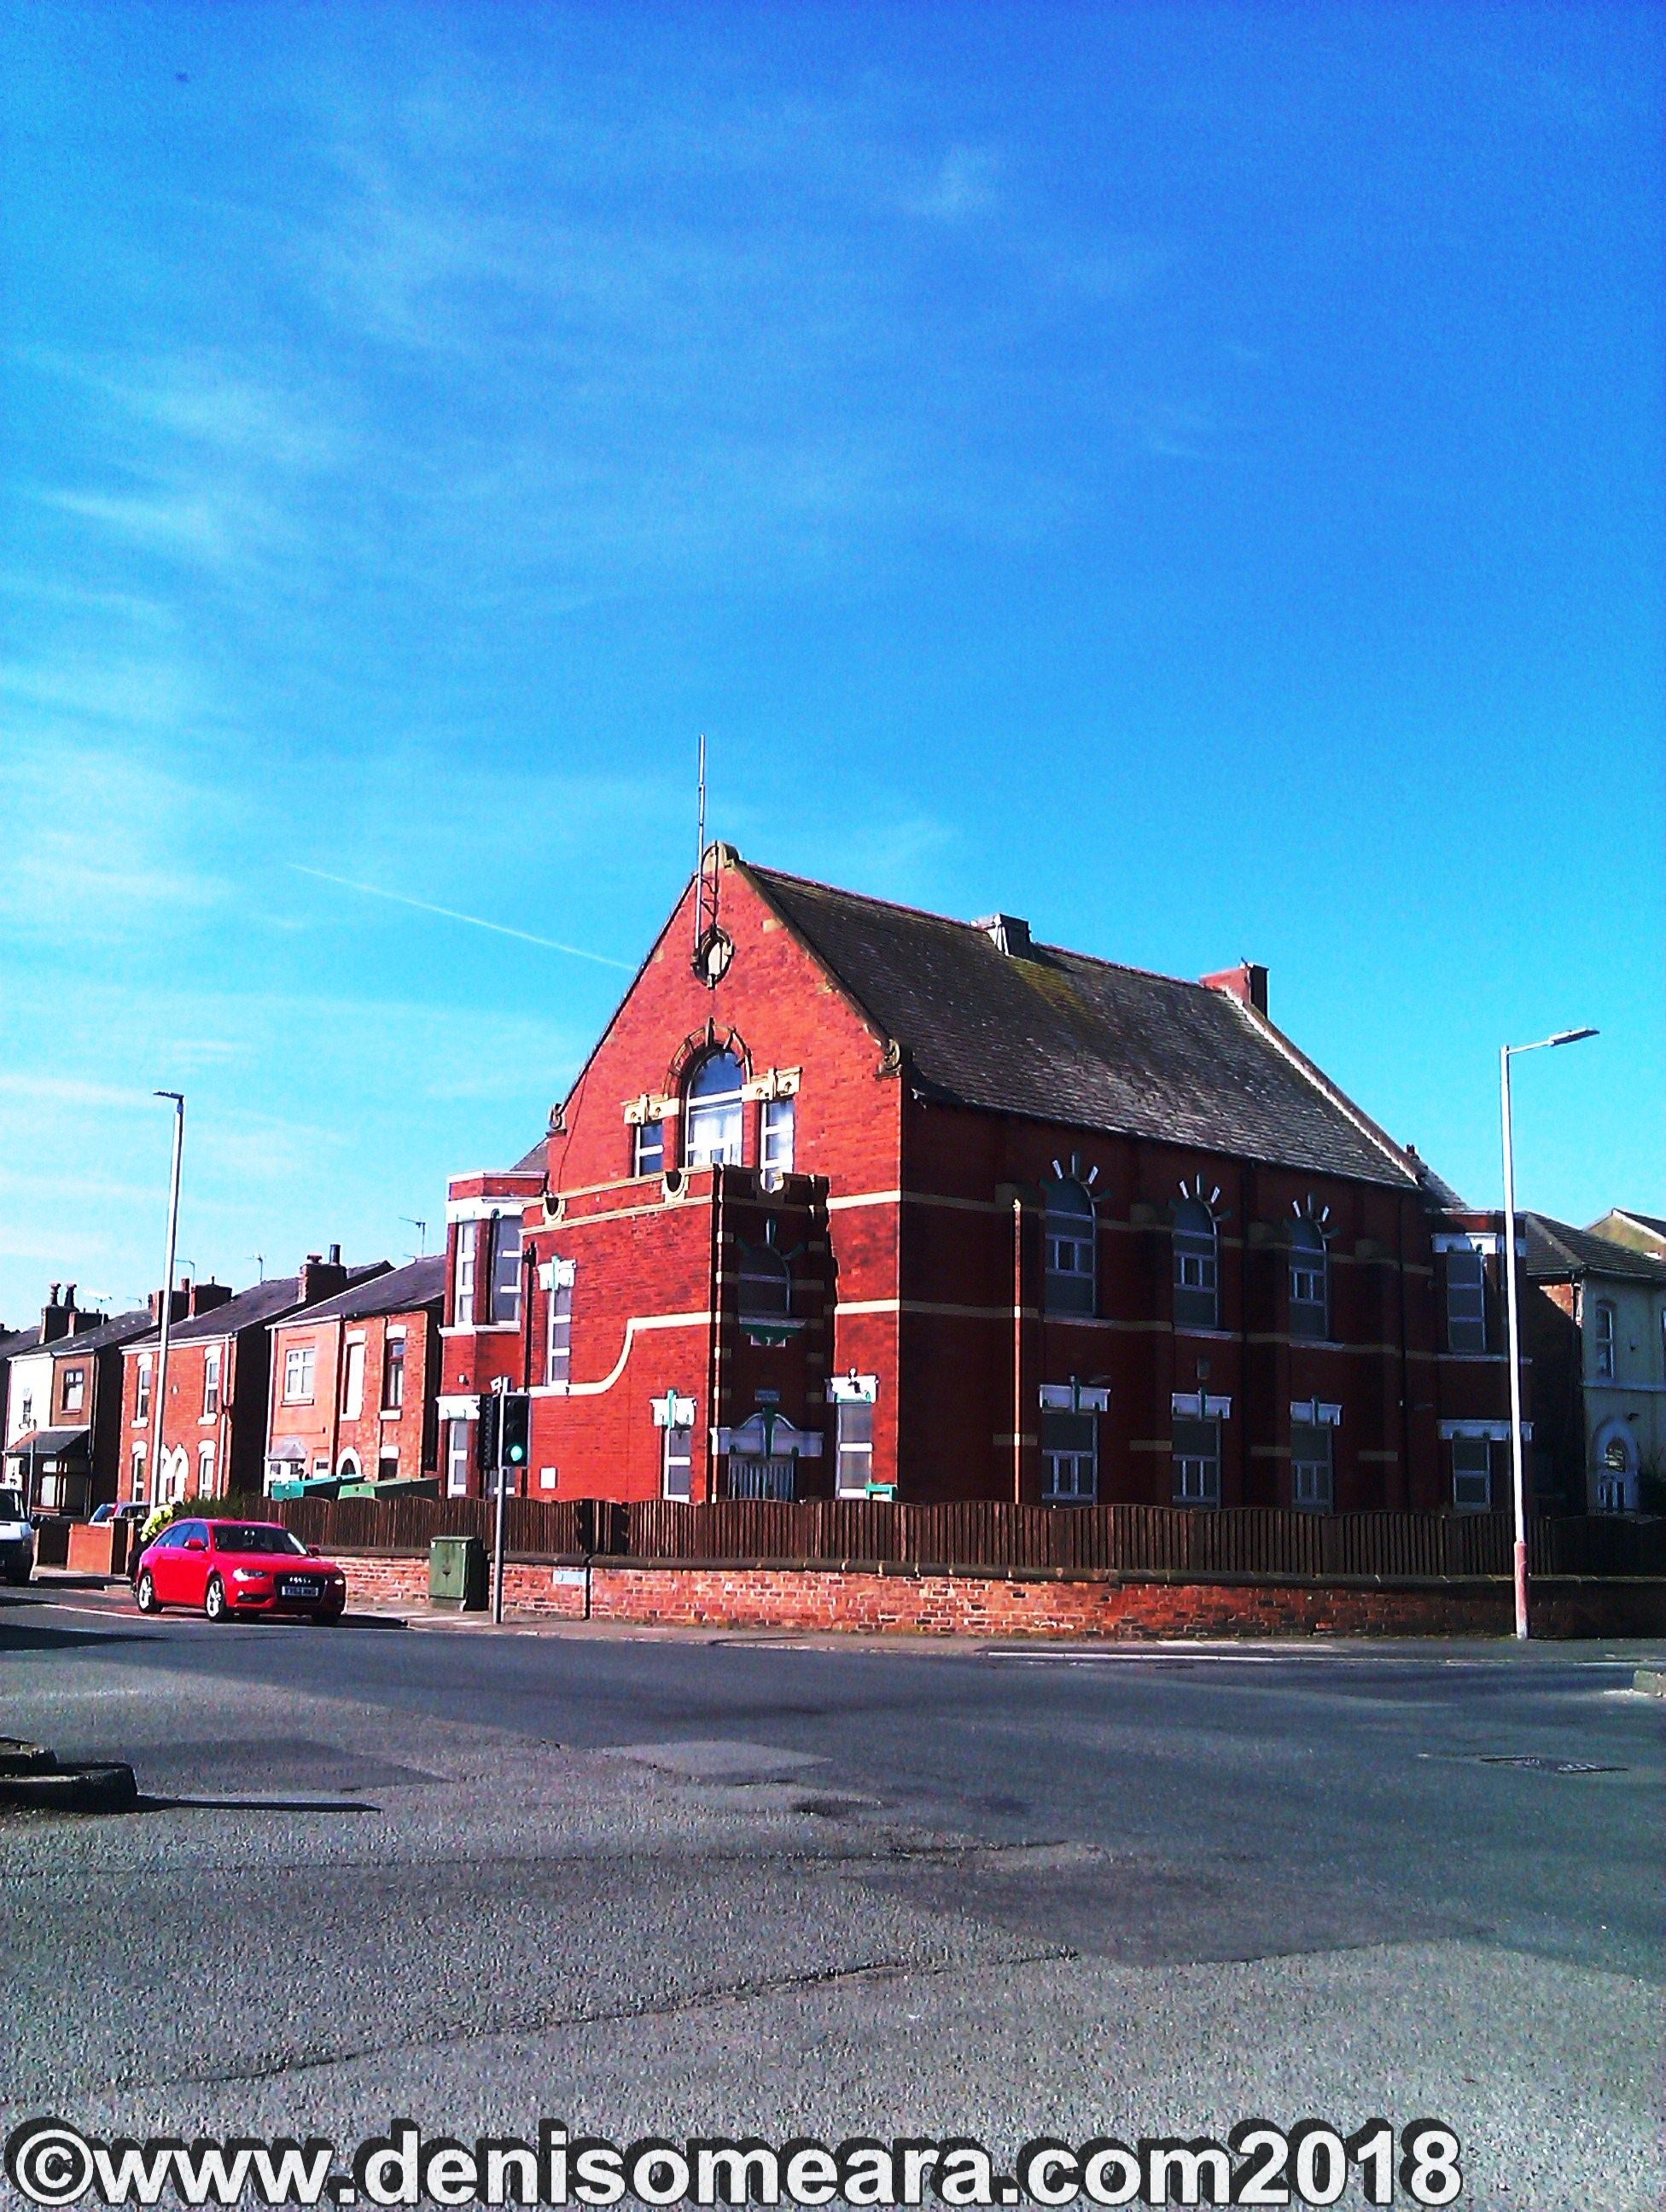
[436,849,1520,1513]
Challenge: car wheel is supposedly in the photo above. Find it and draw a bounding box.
[135,1570,160,1615]
[203,1575,233,1624]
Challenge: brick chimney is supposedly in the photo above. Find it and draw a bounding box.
[190,1280,234,1318]
[40,1284,76,1342]
[973,913,1034,959]
[1201,962,1269,1017]
[299,1249,348,1307]
[148,1284,192,1324]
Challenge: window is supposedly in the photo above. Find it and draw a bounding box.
[1174,1199,1219,1330]
[1173,1417,1220,1505]
[488,1217,522,1324]
[761,1096,795,1173]
[341,1341,365,1420]
[1042,1409,1097,1502]
[283,1344,316,1403]
[18,1388,34,1431]
[661,1423,693,1501]
[737,1242,791,1321]
[337,1451,360,1481]
[546,1266,574,1387]
[379,1450,399,1481]
[1452,1435,1492,1511]
[130,1445,146,1501]
[135,1359,151,1423]
[382,1337,406,1412]
[835,1400,874,1497]
[202,1348,220,1417]
[446,1417,472,1496]
[684,1049,745,1167]
[61,1366,85,1414]
[632,1118,665,1178]
[1044,1181,1096,1315]
[1289,1220,1329,1339]
[454,1220,478,1327]
[1593,1300,1616,1379]
[1290,1421,1333,1512]
[1446,1246,1488,1353]
[197,1443,214,1494]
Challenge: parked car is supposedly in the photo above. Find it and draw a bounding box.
[0,1487,35,1585]
[133,1519,347,1623]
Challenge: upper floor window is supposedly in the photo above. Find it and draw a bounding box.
[1174,1199,1219,1330]
[761,1095,795,1173]
[341,1341,365,1420]
[684,1050,745,1168]
[283,1344,316,1404]
[1593,1300,1616,1378]
[632,1118,665,1178]
[61,1366,85,1413]
[1043,1180,1096,1315]
[134,1360,151,1423]
[489,1217,522,1324]
[382,1336,406,1411]
[1289,1220,1329,1339]
[454,1220,478,1327]
[546,1262,574,1387]
[1446,1246,1487,1353]
[737,1242,791,1322]
[202,1348,220,1417]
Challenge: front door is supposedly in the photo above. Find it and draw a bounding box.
[729,1456,795,1501]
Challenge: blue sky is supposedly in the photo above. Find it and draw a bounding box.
[2,1,1660,1322]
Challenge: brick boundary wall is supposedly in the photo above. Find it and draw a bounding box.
[329,1551,1666,1639]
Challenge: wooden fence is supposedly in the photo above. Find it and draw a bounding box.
[248,1493,1666,1581]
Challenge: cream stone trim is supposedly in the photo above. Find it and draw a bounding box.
[544,1310,715,1400]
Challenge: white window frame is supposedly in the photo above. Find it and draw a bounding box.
[341,1339,365,1421]
[382,1336,406,1411]
[1593,1300,1616,1379]
[1041,1407,1098,1503]
[488,1216,522,1325]
[661,1423,694,1501]
[446,1417,472,1497]
[1451,1434,1492,1511]
[197,1441,214,1494]
[760,1095,795,1173]
[1289,1223,1329,1340]
[1043,1182,1096,1316]
[546,1259,574,1388]
[684,1054,746,1168]
[1290,1420,1333,1513]
[632,1118,666,1178]
[134,1359,151,1423]
[834,1399,874,1497]
[1174,1203,1220,1330]
[1172,1417,1221,1506]
[283,1344,316,1405]
[61,1366,85,1414]
[1446,1245,1488,1353]
[202,1347,221,1417]
[454,1220,478,1328]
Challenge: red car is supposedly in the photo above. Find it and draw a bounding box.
[134,1518,347,1623]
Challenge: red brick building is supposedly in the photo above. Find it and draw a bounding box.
[439,850,1522,1513]
[265,1257,440,1488]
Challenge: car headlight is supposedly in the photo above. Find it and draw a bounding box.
[231,1569,271,1584]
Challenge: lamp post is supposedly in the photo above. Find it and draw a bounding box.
[151,1091,185,1505]
[1500,1027,1598,1639]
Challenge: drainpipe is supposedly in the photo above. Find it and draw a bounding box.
[1011,1192,1026,1504]
[1397,1197,1413,1509]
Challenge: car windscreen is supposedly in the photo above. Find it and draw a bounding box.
[0,1490,25,1522]
[211,1525,309,1556]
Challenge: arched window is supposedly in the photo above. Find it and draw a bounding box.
[1174,1198,1219,1330]
[1043,1180,1096,1314]
[737,1242,791,1321]
[1593,1300,1616,1378]
[1289,1218,1329,1339]
[684,1049,745,1168]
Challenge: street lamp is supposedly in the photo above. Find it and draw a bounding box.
[151,1092,185,1505]
[1500,1027,1599,1640]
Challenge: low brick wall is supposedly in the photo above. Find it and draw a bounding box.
[331,1551,1666,1639]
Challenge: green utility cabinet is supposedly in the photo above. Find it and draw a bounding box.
[429,1534,487,1610]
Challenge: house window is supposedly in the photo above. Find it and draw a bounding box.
[454,1220,478,1327]
[135,1360,151,1423]
[1289,1220,1329,1339]
[1593,1301,1616,1379]
[632,1119,665,1178]
[1173,1417,1220,1506]
[446,1418,472,1496]
[197,1442,214,1494]
[488,1217,522,1324]
[835,1400,874,1497]
[18,1388,34,1431]
[61,1366,85,1414]
[379,1450,399,1482]
[1290,1421,1333,1512]
[1174,1199,1219,1330]
[341,1341,365,1420]
[1452,1435,1492,1511]
[202,1348,220,1417]
[1446,1246,1488,1353]
[283,1345,316,1403]
[382,1337,406,1411]
[1041,1408,1097,1502]
[130,1445,146,1501]
[684,1049,746,1167]
[1044,1180,1096,1315]
[546,1266,574,1387]
[737,1242,791,1321]
[661,1423,694,1501]
[761,1096,795,1173]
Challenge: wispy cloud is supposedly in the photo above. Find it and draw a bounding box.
[286,865,633,969]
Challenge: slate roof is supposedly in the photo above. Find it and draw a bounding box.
[43,1309,152,1360]
[0,1324,42,1362]
[509,1138,547,1174]
[124,1277,308,1353]
[1524,1214,1666,1285]
[749,864,1428,1192]
[284,1255,444,1324]
[1612,1210,1666,1239]
[4,1426,90,1457]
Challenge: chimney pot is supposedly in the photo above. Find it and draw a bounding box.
[973,912,1034,959]
[64,1283,75,1307]
[328,1243,341,1266]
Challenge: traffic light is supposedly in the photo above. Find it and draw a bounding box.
[501,1393,531,1474]
[475,1393,501,1476]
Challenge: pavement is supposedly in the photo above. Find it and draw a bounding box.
[3,1577,1663,2210]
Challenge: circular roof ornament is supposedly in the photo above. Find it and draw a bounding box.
[694,926,734,987]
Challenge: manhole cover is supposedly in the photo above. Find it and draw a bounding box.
[1477,1755,1626,1775]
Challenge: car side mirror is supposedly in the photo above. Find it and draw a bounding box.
[308,1545,321,1556]
[185,1537,206,1551]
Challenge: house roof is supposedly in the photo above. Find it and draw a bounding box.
[1610,1209,1666,1239]
[124,1276,307,1353]
[0,1324,42,1362]
[747,862,1432,1193]
[1523,1214,1666,1285]
[282,1254,445,1324]
[44,1310,152,1360]
[4,1425,90,1458]
[509,1138,547,1174]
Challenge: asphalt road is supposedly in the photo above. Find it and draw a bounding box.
[3,1584,1663,2211]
